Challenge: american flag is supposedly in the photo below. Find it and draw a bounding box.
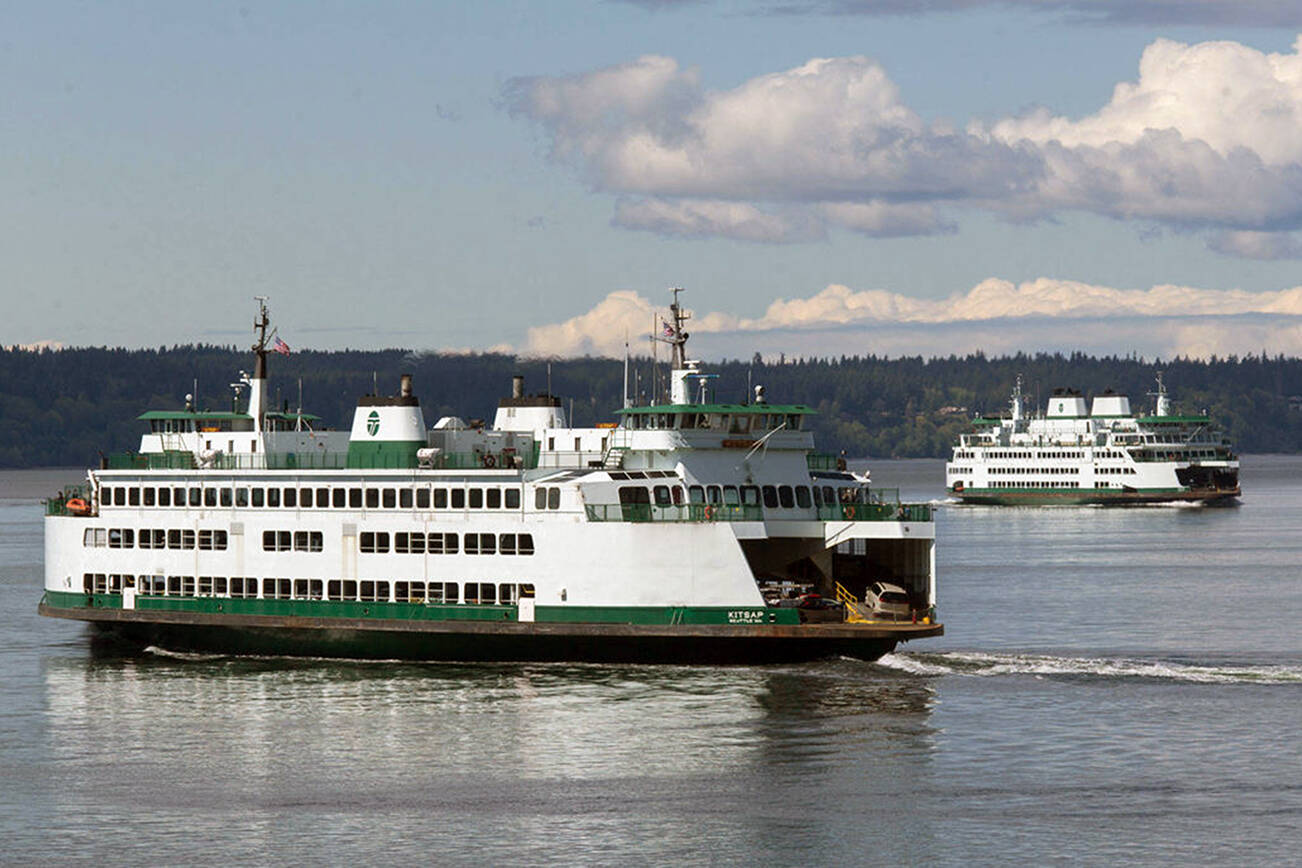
[272,336,291,356]
[662,320,675,337]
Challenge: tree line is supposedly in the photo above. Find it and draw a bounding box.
[2,345,1299,467]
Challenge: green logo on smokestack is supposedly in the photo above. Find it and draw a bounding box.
[367,410,380,436]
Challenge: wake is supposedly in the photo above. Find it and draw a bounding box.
[877,650,1302,684]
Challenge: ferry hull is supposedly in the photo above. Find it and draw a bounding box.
[949,486,1241,506]
[40,599,942,665]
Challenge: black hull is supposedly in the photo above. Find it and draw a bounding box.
[43,604,942,665]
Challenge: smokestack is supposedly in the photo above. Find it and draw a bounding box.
[400,373,413,398]
[512,375,524,399]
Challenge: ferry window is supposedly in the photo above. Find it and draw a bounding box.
[480,533,496,554]
[672,486,684,505]
[128,488,140,506]
[157,488,171,507]
[689,485,705,504]
[469,488,483,509]
[82,529,95,547]
[499,584,517,604]
[365,488,379,509]
[653,485,671,506]
[445,582,461,604]
[167,576,182,596]
[293,579,310,599]
[787,415,801,430]
[434,488,448,509]
[480,583,496,604]
[252,488,265,507]
[464,534,479,555]
[235,488,249,507]
[408,532,427,554]
[428,532,458,555]
[263,530,288,551]
[150,529,165,548]
[810,486,822,507]
[619,486,651,505]
[399,488,413,509]
[293,531,322,552]
[722,486,739,506]
[143,488,155,507]
[822,486,836,504]
[267,488,281,508]
[204,488,216,507]
[518,533,534,555]
[416,488,431,509]
[199,530,228,550]
[487,488,501,509]
[778,486,794,508]
[548,488,560,510]
[427,582,445,604]
[333,488,346,508]
[451,489,466,509]
[167,529,181,549]
[741,486,760,506]
[761,486,778,509]
[464,583,480,604]
[221,488,233,507]
[500,534,516,555]
[535,487,547,510]
[199,576,215,596]
[359,531,389,554]
[349,488,362,508]
[505,488,520,509]
[795,486,811,508]
[520,583,535,598]
[383,488,396,509]
[360,580,376,601]
[298,488,312,508]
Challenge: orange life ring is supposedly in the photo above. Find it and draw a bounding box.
[703,505,714,520]
[482,454,496,468]
[66,498,90,515]
[845,505,856,520]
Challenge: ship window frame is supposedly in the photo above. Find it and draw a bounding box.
[434,488,448,509]
[548,488,560,510]
[518,533,534,556]
[469,488,484,509]
[366,488,380,509]
[267,487,281,508]
[688,485,705,504]
[487,488,501,509]
[220,487,233,507]
[332,488,345,508]
[505,488,520,509]
[383,488,396,509]
[451,488,466,509]
[778,485,795,508]
[252,488,265,507]
[534,487,546,510]
[297,488,312,508]
[500,533,516,555]
[400,488,413,509]
[143,487,155,507]
[416,487,430,509]
[349,488,362,508]
[203,488,216,507]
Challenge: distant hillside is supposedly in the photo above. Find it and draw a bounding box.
[1,346,1299,467]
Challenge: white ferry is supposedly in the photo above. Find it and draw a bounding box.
[40,293,941,663]
[945,375,1240,506]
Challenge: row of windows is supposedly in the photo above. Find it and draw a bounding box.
[990,467,1080,475]
[948,467,973,476]
[359,531,535,556]
[1097,467,1136,475]
[83,574,534,604]
[263,531,324,552]
[102,484,533,511]
[83,528,228,550]
[1000,481,1082,489]
[621,483,867,511]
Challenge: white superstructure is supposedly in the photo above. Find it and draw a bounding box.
[945,375,1240,505]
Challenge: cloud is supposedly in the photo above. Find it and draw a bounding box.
[762,1,1302,28]
[519,281,1302,359]
[612,198,825,242]
[507,37,1302,247]
[1207,230,1302,260]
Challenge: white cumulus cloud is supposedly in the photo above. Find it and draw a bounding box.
[507,37,1302,247]
[519,281,1302,359]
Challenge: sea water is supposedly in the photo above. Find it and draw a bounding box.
[1,461,1298,865]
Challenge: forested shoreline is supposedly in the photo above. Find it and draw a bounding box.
[2,345,1299,467]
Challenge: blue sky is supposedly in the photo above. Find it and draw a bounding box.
[5,1,1302,359]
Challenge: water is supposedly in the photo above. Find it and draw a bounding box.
[2,461,1300,865]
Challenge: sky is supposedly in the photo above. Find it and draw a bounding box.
[6,0,1302,360]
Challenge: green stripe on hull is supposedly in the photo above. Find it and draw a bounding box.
[950,486,1240,505]
[41,591,800,627]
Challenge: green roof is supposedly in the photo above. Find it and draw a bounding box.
[616,403,816,415]
[138,410,252,421]
[137,410,320,421]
